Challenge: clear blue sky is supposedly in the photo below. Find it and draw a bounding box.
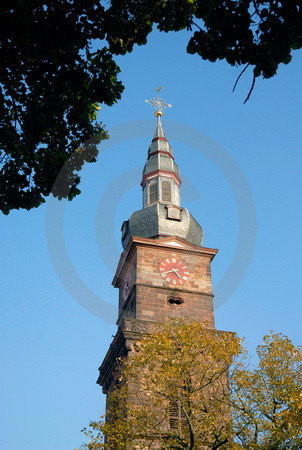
[1,29,301,450]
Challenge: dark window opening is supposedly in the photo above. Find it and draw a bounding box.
[168,297,184,305]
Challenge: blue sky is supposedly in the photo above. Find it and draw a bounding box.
[1,29,301,449]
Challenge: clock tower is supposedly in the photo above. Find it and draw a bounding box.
[97,94,218,396]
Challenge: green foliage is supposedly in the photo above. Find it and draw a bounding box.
[83,319,244,449]
[106,0,302,79]
[106,0,302,103]
[82,321,302,449]
[0,1,123,214]
[1,1,301,213]
[231,332,302,448]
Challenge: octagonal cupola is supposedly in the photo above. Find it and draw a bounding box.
[142,114,181,208]
[121,92,203,250]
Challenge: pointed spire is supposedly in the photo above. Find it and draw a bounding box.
[119,90,203,249]
[154,114,166,139]
[149,113,172,157]
[141,89,181,209]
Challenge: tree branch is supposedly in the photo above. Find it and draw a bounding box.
[232,64,250,92]
[192,20,202,31]
[244,74,256,104]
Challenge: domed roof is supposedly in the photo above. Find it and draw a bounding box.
[121,203,203,250]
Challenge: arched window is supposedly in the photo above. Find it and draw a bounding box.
[162,180,171,202]
[149,181,158,204]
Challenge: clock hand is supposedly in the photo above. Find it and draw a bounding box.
[161,270,174,275]
[171,268,181,278]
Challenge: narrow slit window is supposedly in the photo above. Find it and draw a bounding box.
[162,180,171,202]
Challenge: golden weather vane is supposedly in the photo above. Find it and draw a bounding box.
[145,86,172,117]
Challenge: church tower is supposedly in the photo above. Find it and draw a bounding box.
[97,94,218,396]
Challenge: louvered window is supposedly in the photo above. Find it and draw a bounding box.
[162,180,171,202]
[169,400,187,431]
[149,181,158,204]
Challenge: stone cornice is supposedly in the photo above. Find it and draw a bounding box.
[135,282,214,297]
[112,235,218,287]
[141,169,182,187]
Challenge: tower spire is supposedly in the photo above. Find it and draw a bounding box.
[154,114,165,139]
[142,88,180,209]
[119,90,203,250]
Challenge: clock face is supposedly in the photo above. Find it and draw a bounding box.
[159,258,189,285]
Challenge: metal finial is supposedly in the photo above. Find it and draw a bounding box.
[145,87,172,117]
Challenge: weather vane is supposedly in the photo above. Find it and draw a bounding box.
[145,86,172,117]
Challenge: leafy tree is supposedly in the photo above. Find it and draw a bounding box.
[83,319,243,449]
[0,1,123,214]
[105,0,302,101]
[1,1,301,214]
[231,332,302,448]
[82,321,302,449]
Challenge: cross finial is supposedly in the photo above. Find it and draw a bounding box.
[145,87,172,117]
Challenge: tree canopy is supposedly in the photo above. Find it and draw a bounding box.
[0,1,123,214]
[1,1,301,214]
[82,319,302,449]
[106,0,302,83]
[231,332,302,448]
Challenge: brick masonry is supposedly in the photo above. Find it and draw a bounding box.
[98,235,218,393]
[115,236,217,328]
